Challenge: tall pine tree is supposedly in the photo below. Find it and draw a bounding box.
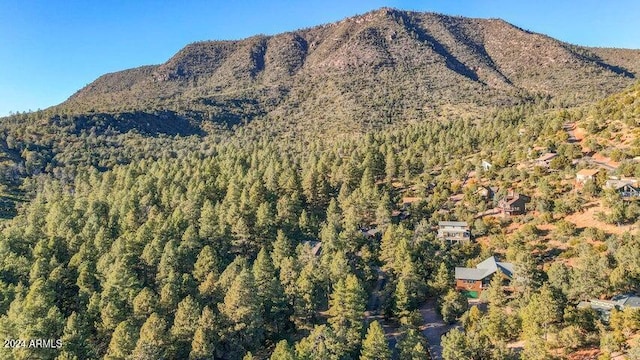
[218,268,264,357]
[359,321,390,360]
[328,274,366,357]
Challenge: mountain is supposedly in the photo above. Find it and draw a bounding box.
[0,7,639,205]
[58,8,640,136]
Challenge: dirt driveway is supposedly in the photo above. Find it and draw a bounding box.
[419,298,456,359]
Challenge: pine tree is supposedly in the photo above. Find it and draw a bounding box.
[179,224,201,267]
[441,328,470,360]
[197,271,220,304]
[397,328,430,360]
[16,278,65,356]
[325,198,342,229]
[327,250,350,285]
[231,217,253,255]
[189,326,214,360]
[439,289,468,324]
[303,166,320,207]
[294,324,340,360]
[271,230,292,269]
[279,256,299,303]
[132,313,169,360]
[189,306,218,360]
[293,263,320,330]
[328,274,366,356]
[171,295,202,358]
[375,198,392,229]
[484,305,509,343]
[270,340,296,360]
[484,273,506,307]
[359,321,390,360]
[298,209,311,238]
[461,306,483,332]
[385,151,397,183]
[394,276,412,320]
[253,247,290,336]
[379,225,397,273]
[105,320,138,360]
[218,268,264,356]
[158,272,181,312]
[394,258,424,321]
[256,201,275,237]
[521,284,562,342]
[193,245,220,283]
[157,239,180,285]
[428,262,452,298]
[133,287,159,321]
[57,311,96,360]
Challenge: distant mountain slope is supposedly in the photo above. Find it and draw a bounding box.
[578,81,640,163]
[60,8,639,135]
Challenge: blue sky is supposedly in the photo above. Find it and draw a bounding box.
[1,0,639,116]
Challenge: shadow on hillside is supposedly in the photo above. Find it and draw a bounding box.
[572,50,636,79]
[397,12,480,83]
[50,111,205,137]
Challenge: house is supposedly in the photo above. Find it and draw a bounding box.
[391,210,410,221]
[361,227,381,240]
[481,160,493,171]
[302,241,322,257]
[605,178,640,199]
[455,256,514,298]
[577,294,640,322]
[497,191,530,216]
[401,197,422,208]
[437,221,471,245]
[535,152,557,167]
[575,169,600,186]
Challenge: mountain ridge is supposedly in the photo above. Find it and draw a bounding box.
[12,8,640,139]
[57,8,639,136]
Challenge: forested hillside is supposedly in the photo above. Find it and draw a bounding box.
[0,7,640,360]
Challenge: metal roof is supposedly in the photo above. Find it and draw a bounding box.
[455,256,514,280]
[605,179,638,190]
[612,294,640,308]
[439,221,468,227]
[455,267,487,281]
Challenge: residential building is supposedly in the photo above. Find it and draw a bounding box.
[497,191,530,216]
[401,196,422,208]
[605,178,640,199]
[437,221,471,245]
[454,256,514,298]
[578,294,640,322]
[361,227,381,240]
[391,209,410,221]
[575,168,600,186]
[535,152,557,167]
[302,241,322,257]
